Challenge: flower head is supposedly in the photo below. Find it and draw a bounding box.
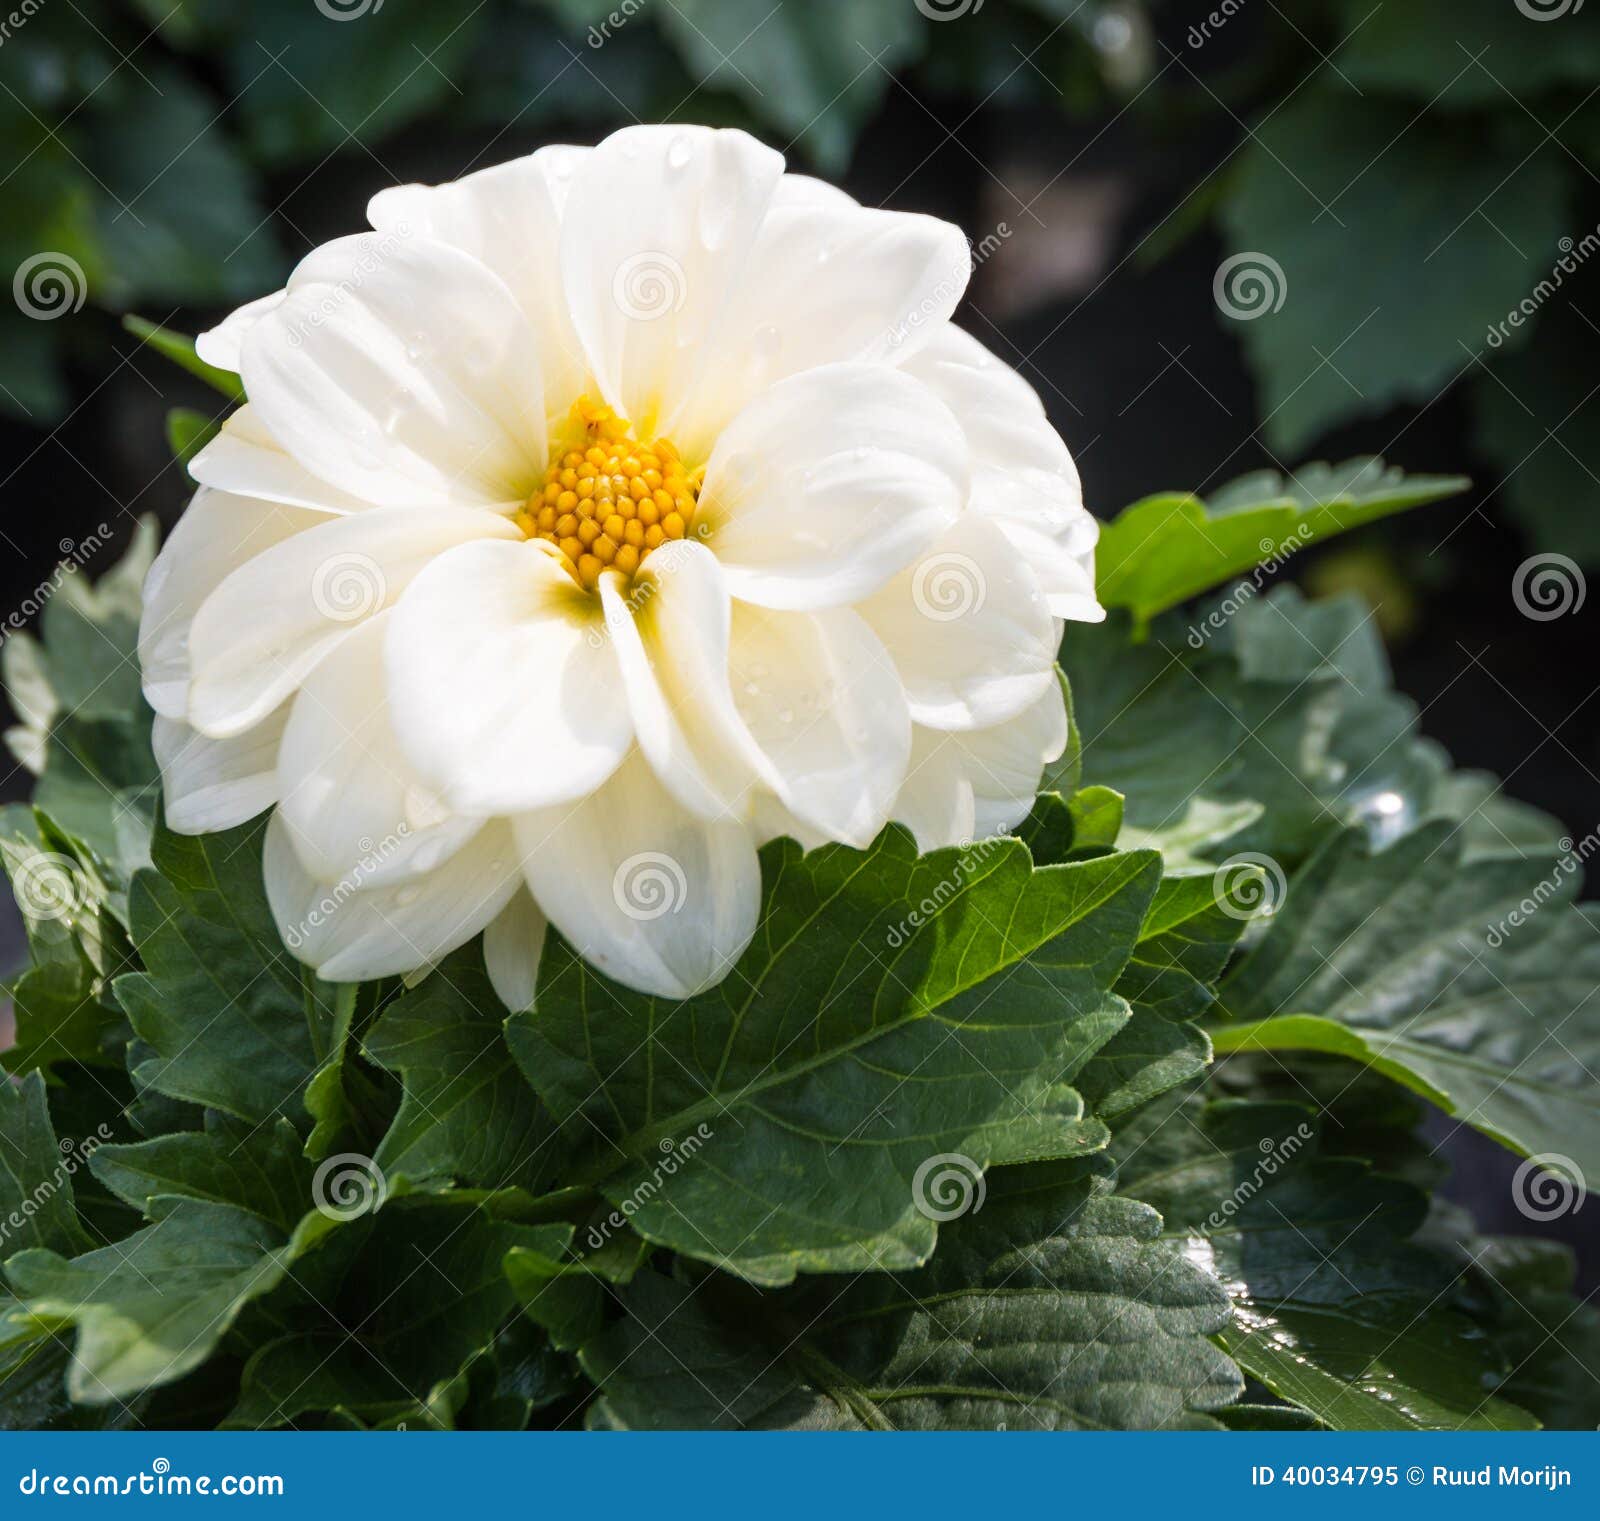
[142,125,1103,1005]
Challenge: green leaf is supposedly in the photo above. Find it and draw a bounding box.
[224,0,488,167]
[117,818,333,1126]
[503,1221,646,1354]
[166,407,219,465]
[582,1159,1242,1429]
[87,67,278,306]
[1216,822,1600,1179]
[363,950,562,1192]
[1116,870,1245,1022]
[1336,0,1600,106]
[1115,1092,1536,1432]
[509,829,1159,1285]
[225,1198,547,1429]
[652,0,924,170]
[122,317,244,402]
[1096,459,1466,629]
[1222,94,1568,452]
[1474,300,1600,563]
[0,1074,94,1257]
[5,1197,293,1404]
[1065,784,1123,848]
[1463,1239,1600,1431]
[1066,588,1435,865]
[90,1115,311,1235]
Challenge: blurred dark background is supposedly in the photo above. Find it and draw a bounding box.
[1,0,1597,1280]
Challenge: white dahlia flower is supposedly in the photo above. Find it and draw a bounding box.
[141,124,1103,1007]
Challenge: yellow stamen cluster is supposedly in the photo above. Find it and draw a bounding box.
[517,396,699,589]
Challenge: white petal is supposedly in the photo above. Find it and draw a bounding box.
[673,199,971,452]
[154,710,286,833]
[993,517,1104,625]
[276,614,483,890]
[560,125,782,437]
[891,731,976,855]
[242,233,546,509]
[902,325,1102,622]
[194,291,285,372]
[368,146,590,415]
[514,748,758,999]
[772,173,858,211]
[186,505,517,739]
[140,488,330,719]
[599,541,764,822]
[858,514,1058,731]
[188,406,371,514]
[265,813,520,983]
[700,363,967,610]
[729,602,909,848]
[383,538,631,815]
[965,678,1070,836]
[894,680,1068,851]
[749,793,831,851]
[483,888,547,1013]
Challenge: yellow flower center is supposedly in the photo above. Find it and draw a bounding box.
[516,395,701,590]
